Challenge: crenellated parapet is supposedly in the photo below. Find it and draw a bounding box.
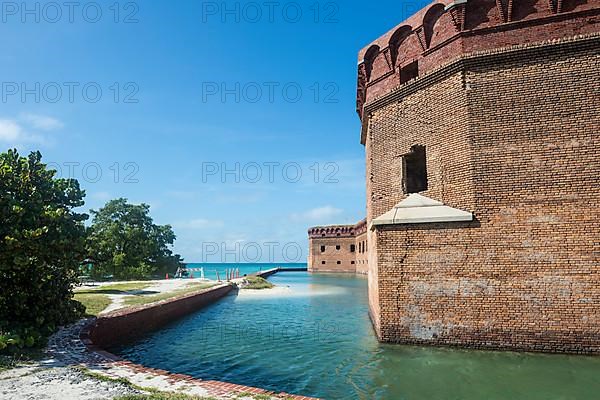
[356,0,600,126]
[354,219,368,236]
[307,219,369,274]
[308,221,362,239]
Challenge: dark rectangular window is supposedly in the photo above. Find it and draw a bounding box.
[350,244,356,253]
[320,245,326,253]
[351,261,355,265]
[400,60,418,84]
[336,245,341,250]
[337,261,341,265]
[321,261,326,265]
[403,145,428,193]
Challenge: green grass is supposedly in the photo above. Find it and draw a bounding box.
[235,393,283,400]
[73,282,155,315]
[0,355,19,372]
[115,395,217,400]
[76,366,285,400]
[73,292,112,316]
[123,283,217,307]
[76,366,217,400]
[76,282,154,295]
[0,349,45,372]
[73,282,217,314]
[242,276,274,290]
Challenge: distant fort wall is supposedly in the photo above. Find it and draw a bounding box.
[307,220,368,274]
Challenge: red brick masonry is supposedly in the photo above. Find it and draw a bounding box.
[88,284,232,347]
[78,284,319,400]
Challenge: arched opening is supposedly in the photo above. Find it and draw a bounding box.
[389,25,412,68]
[423,4,445,48]
[363,45,381,82]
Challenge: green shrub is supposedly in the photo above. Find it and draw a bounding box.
[242,276,274,290]
[0,150,87,353]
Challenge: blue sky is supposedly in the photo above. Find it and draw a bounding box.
[0,0,429,262]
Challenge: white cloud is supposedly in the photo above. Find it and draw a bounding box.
[175,218,225,230]
[0,119,23,142]
[20,113,64,131]
[0,119,46,146]
[290,206,343,222]
[0,114,64,147]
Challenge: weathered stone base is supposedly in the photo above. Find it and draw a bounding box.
[374,324,600,355]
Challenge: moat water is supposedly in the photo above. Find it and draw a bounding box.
[113,270,600,400]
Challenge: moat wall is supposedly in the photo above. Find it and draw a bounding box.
[88,284,234,347]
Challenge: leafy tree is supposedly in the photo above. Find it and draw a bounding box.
[86,199,183,280]
[0,150,87,351]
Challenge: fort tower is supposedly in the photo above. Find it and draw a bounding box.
[309,0,600,353]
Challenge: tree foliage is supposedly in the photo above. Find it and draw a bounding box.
[0,150,87,351]
[86,199,183,280]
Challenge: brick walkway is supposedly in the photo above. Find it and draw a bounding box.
[46,319,319,400]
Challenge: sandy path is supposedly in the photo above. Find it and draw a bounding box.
[0,364,142,400]
[77,278,217,314]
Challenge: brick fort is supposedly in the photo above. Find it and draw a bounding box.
[308,0,600,353]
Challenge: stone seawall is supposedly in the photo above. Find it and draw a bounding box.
[78,282,319,399]
[255,268,280,278]
[89,284,234,347]
[256,267,308,278]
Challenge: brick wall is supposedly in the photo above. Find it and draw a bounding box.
[89,284,233,347]
[356,0,600,122]
[355,231,369,274]
[366,37,600,353]
[308,221,370,273]
[308,235,357,273]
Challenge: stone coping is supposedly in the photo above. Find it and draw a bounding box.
[371,194,474,228]
[63,283,320,400]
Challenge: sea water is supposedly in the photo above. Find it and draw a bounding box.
[113,268,600,400]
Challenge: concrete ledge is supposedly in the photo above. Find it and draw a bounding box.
[256,267,308,278]
[255,268,281,278]
[371,194,473,228]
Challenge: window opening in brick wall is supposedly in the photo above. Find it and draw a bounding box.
[320,245,326,252]
[403,145,428,193]
[400,60,418,84]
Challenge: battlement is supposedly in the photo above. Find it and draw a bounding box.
[356,0,600,126]
[308,219,367,239]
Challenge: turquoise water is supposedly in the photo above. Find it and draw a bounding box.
[184,263,304,281]
[113,270,600,400]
